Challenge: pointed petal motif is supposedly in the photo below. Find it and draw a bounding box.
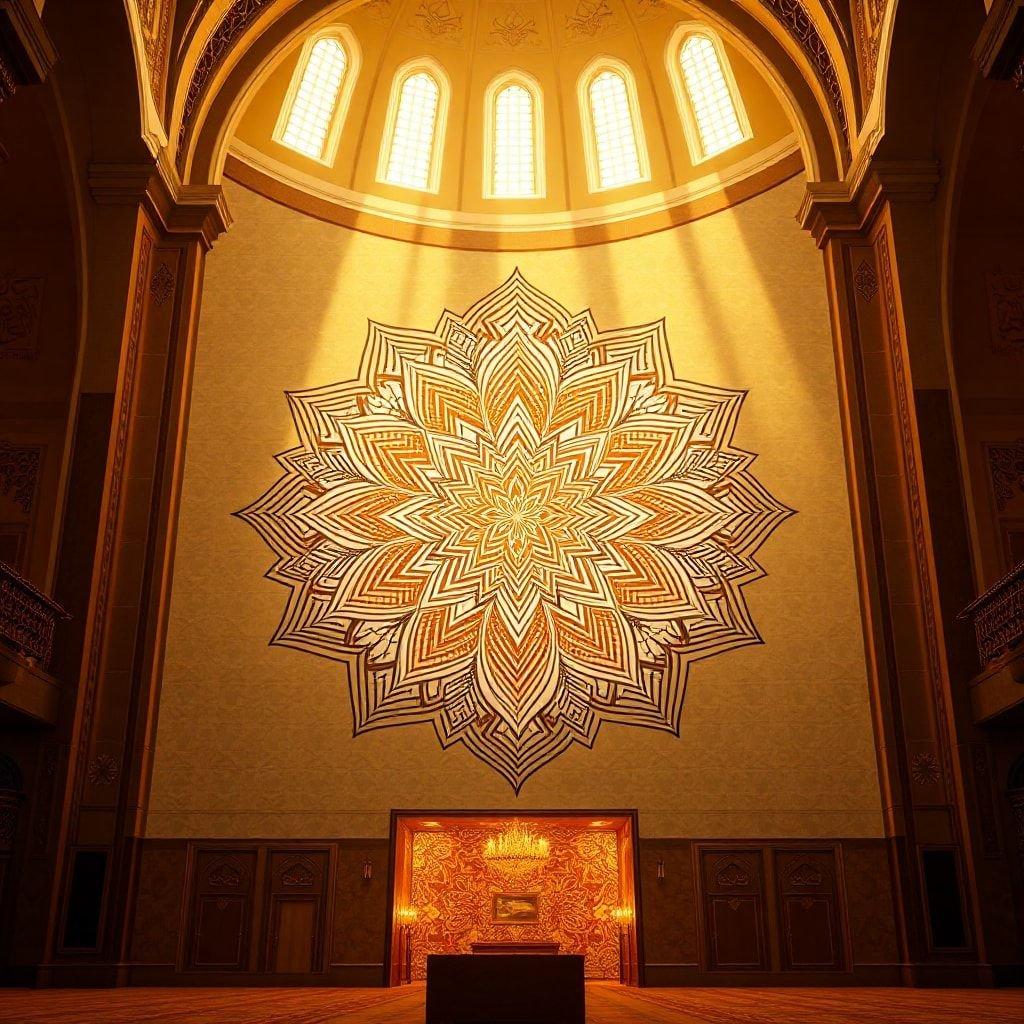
[607,540,701,620]
[398,604,485,686]
[238,272,791,790]
[477,331,559,441]
[551,360,629,436]
[331,539,430,618]
[337,417,433,492]
[304,481,409,548]
[404,360,483,435]
[478,601,558,733]
[552,604,637,687]
[601,415,695,492]
[624,481,734,547]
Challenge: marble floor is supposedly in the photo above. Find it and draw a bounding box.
[0,983,1023,1023]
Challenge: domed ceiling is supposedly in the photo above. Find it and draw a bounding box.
[230,0,800,245]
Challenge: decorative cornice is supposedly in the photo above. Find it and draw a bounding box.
[88,157,233,249]
[798,159,940,247]
[974,0,1024,82]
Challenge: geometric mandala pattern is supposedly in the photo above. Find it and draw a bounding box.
[237,271,793,790]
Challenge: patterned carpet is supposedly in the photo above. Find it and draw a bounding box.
[1,984,1023,1024]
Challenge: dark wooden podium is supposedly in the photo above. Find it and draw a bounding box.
[425,953,585,1024]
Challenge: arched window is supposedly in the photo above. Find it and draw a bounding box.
[669,26,751,163]
[578,59,649,192]
[378,60,450,193]
[274,29,360,165]
[484,72,544,199]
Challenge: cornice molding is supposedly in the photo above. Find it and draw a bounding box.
[88,158,233,250]
[0,0,57,101]
[798,159,939,247]
[974,0,1024,81]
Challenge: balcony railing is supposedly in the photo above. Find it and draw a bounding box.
[0,561,68,672]
[959,562,1024,668]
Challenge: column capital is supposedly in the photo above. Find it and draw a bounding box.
[798,160,940,248]
[88,155,233,250]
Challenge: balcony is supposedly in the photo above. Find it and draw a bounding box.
[959,562,1024,722]
[0,561,68,725]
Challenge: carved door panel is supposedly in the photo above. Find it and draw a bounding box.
[774,849,845,971]
[263,849,328,974]
[187,849,257,971]
[698,848,769,971]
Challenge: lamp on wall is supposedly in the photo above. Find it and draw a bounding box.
[656,859,665,881]
[396,906,418,984]
[363,857,373,881]
[611,906,635,985]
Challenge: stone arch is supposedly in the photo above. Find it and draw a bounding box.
[170,0,847,190]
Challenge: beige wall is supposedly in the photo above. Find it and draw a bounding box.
[148,176,883,839]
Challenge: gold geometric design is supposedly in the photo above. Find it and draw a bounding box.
[237,272,792,789]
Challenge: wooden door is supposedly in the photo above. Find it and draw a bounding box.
[187,850,257,971]
[263,850,328,974]
[698,848,769,972]
[270,897,317,972]
[774,849,846,972]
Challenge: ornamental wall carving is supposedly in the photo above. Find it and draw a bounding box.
[138,0,173,105]
[986,270,1024,354]
[0,441,42,515]
[239,272,791,790]
[0,272,44,360]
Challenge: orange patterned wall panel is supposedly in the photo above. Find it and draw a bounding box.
[408,825,620,979]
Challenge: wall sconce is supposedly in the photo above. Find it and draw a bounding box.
[656,859,665,881]
[396,906,419,926]
[396,907,418,984]
[611,906,634,925]
[362,858,373,881]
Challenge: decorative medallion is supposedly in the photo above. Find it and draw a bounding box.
[564,0,614,41]
[150,263,175,307]
[239,272,792,789]
[86,754,120,787]
[412,0,464,41]
[854,260,878,303]
[0,441,42,514]
[488,6,542,49]
[987,440,1024,514]
[633,0,665,20]
[910,751,941,787]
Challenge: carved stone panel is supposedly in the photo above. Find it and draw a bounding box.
[0,272,44,359]
[986,271,1024,354]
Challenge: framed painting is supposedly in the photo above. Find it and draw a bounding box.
[491,893,540,924]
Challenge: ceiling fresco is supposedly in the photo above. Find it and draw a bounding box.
[238,271,792,789]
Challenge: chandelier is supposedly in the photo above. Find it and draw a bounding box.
[482,822,550,876]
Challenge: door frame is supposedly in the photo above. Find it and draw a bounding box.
[384,808,645,987]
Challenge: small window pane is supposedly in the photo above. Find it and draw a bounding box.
[589,71,643,189]
[281,38,348,160]
[493,85,536,197]
[385,72,440,190]
[680,35,745,158]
